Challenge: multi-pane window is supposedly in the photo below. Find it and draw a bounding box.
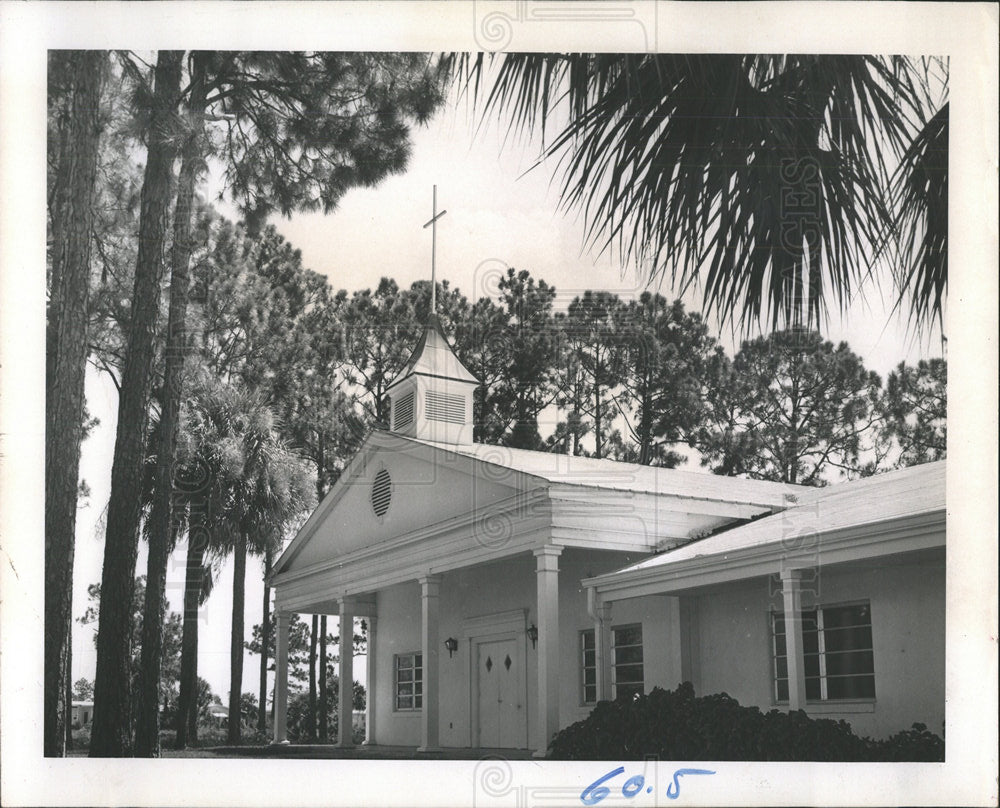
[612,624,644,699]
[772,602,875,702]
[394,652,423,710]
[580,630,597,704]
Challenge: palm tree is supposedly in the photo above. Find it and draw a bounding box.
[220,403,313,745]
[169,372,243,749]
[173,526,216,749]
[447,54,948,332]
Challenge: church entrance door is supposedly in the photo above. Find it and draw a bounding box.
[476,638,523,748]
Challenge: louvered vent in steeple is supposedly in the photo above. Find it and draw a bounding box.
[393,390,415,429]
[385,314,479,445]
[425,391,465,424]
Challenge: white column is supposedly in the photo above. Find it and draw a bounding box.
[364,615,377,745]
[417,575,441,752]
[272,610,290,744]
[679,598,699,687]
[781,569,808,710]
[663,595,685,690]
[337,599,355,748]
[589,591,613,702]
[534,545,562,757]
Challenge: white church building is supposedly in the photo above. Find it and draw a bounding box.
[268,315,946,755]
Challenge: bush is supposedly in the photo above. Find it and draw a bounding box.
[243,726,272,745]
[547,682,943,762]
[188,725,228,748]
[872,723,945,762]
[72,725,91,750]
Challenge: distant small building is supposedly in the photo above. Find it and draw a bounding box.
[71,700,94,727]
[206,703,229,727]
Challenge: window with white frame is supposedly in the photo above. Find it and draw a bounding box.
[580,629,597,704]
[612,624,644,699]
[394,652,423,710]
[771,602,875,702]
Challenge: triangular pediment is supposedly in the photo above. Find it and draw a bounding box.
[271,431,544,578]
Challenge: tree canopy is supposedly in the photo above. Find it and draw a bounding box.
[695,329,885,485]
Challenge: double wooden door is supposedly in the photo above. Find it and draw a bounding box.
[476,638,524,748]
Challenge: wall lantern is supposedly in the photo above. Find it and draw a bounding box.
[444,637,459,658]
[527,623,538,649]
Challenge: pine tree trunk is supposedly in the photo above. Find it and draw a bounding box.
[188,666,198,743]
[90,50,183,758]
[65,640,74,750]
[307,614,318,741]
[174,514,206,749]
[594,375,604,459]
[638,382,653,466]
[572,375,584,456]
[227,531,248,744]
[45,49,106,758]
[135,52,209,758]
[257,545,271,733]
[318,615,328,742]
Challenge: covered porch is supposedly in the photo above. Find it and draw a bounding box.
[268,544,575,756]
[266,431,800,753]
[581,462,947,738]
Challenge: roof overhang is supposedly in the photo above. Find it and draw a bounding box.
[584,509,946,602]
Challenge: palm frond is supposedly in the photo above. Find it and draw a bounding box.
[886,103,948,330]
[450,53,944,332]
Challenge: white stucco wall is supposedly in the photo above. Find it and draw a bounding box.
[367,546,943,748]
[371,547,677,749]
[684,551,945,740]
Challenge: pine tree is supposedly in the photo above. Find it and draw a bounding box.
[91,50,184,758]
[45,49,108,758]
[695,329,883,485]
[135,50,211,758]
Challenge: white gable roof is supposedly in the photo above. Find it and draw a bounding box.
[269,431,813,606]
[599,460,946,578]
[410,438,799,507]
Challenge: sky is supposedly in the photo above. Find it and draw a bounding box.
[71,74,946,704]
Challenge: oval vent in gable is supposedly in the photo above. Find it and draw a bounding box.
[371,469,392,517]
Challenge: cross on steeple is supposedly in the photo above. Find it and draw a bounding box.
[422,184,447,315]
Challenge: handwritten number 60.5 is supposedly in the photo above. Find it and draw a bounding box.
[580,766,716,805]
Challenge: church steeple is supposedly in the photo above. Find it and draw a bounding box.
[385,314,479,444]
[385,186,479,444]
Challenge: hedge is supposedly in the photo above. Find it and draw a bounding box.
[548,682,943,761]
